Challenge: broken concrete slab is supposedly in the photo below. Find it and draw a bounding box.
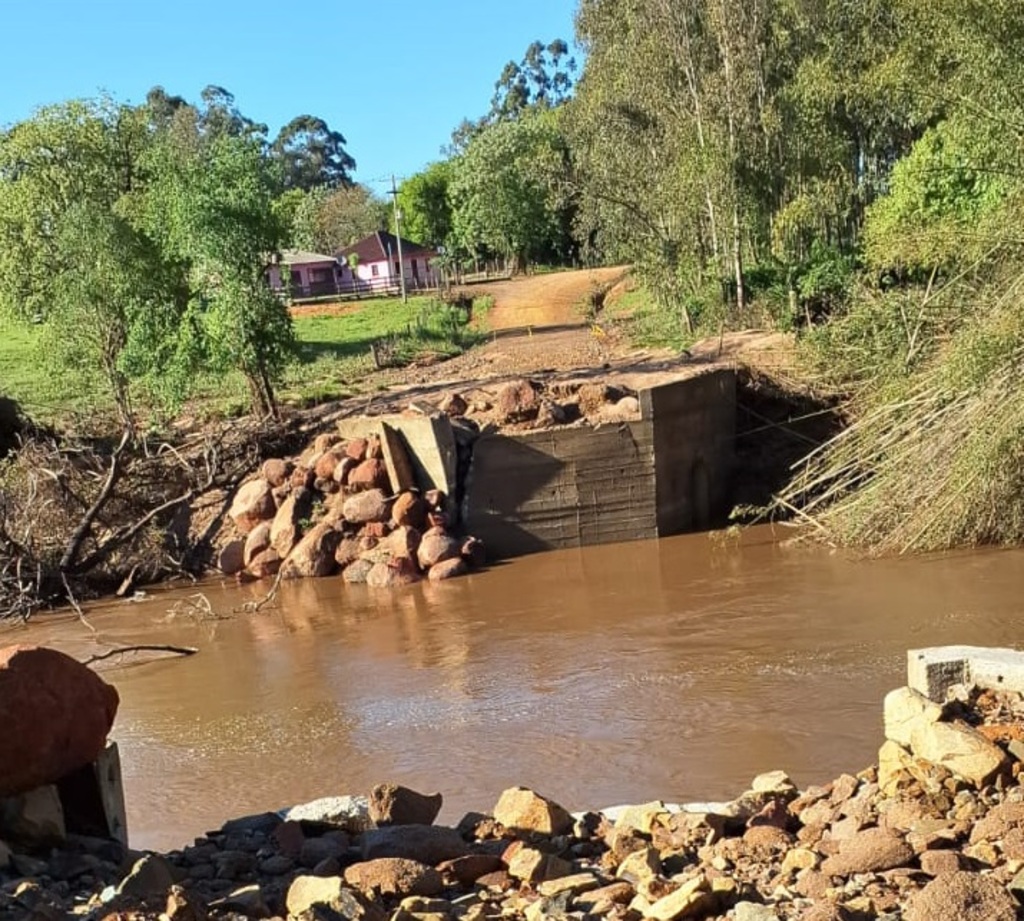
[337,415,457,500]
[908,646,1024,702]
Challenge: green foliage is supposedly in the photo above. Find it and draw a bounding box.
[288,184,387,254]
[397,162,454,250]
[449,109,571,269]
[270,114,355,192]
[863,119,1014,272]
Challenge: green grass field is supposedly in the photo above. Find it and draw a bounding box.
[0,295,477,429]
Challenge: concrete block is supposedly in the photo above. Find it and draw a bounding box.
[337,415,457,499]
[0,784,66,846]
[908,646,1024,701]
[56,741,128,845]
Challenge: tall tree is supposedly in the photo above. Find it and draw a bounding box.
[397,161,454,249]
[271,115,356,192]
[289,183,387,253]
[449,109,571,271]
[0,99,177,429]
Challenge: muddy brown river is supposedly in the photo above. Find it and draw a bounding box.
[4,525,1022,850]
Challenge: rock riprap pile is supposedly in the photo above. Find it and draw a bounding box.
[9,681,1024,919]
[220,428,485,588]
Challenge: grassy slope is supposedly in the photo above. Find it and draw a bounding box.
[0,296,446,428]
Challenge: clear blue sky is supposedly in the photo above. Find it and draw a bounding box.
[0,0,580,193]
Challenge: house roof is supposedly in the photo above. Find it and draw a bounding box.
[336,231,436,264]
[279,250,337,266]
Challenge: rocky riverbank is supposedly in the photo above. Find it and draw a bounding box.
[7,648,1024,920]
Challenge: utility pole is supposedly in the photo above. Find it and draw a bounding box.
[390,175,407,302]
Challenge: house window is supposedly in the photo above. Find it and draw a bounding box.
[290,270,302,286]
[310,267,331,283]
[394,262,400,276]
[411,259,418,277]
[371,264,379,277]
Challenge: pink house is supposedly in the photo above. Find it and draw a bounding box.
[336,231,439,293]
[266,250,339,298]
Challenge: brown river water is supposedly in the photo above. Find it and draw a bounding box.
[4,525,1023,851]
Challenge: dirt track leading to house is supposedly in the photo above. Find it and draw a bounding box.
[465,265,630,329]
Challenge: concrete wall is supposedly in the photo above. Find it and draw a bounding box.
[463,370,736,559]
[643,368,736,534]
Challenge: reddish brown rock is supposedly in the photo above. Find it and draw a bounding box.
[369,784,443,827]
[429,558,469,581]
[437,854,504,888]
[248,548,282,579]
[346,438,368,461]
[243,522,272,567]
[919,849,964,876]
[495,379,541,423]
[217,540,245,576]
[820,827,914,877]
[382,526,420,560]
[905,870,1017,921]
[342,559,374,584]
[493,786,573,836]
[315,449,344,482]
[228,480,276,534]
[290,465,316,491]
[270,488,315,557]
[342,489,390,525]
[335,536,362,569]
[333,456,358,485]
[0,646,119,796]
[440,392,468,416]
[348,458,390,493]
[968,801,1024,843]
[360,825,471,864]
[261,458,292,488]
[362,521,389,540]
[280,523,342,579]
[367,558,422,588]
[392,492,428,530]
[344,858,443,898]
[417,527,461,570]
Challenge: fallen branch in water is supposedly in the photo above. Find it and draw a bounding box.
[237,567,286,614]
[81,644,199,666]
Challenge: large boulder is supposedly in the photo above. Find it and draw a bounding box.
[228,479,276,534]
[884,687,942,747]
[493,786,573,836]
[904,870,1017,921]
[392,492,428,530]
[343,489,390,525]
[270,487,315,557]
[343,858,444,897]
[369,783,443,827]
[0,646,119,796]
[496,379,541,423]
[243,521,272,568]
[349,458,391,493]
[417,528,461,570]
[281,522,342,579]
[909,721,1008,787]
[361,825,471,864]
[286,876,384,921]
[367,558,422,588]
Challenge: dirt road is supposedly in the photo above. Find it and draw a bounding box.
[466,266,630,330]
